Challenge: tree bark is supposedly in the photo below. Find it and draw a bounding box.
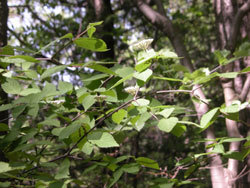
[214,0,250,187]
[0,0,9,162]
[0,0,9,125]
[134,0,226,187]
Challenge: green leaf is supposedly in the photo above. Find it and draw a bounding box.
[156,108,175,118]
[42,82,59,97]
[88,21,103,27]
[82,73,109,82]
[87,21,103,38]
[82,94,96,111]
[74,37,108,52]
[60,33,73,39]
[25,70,38,79]
[157,48,178,59]
[177,120,201,127]
[52,127,64,136]
[234,42,250,57]
[108,168,123,188]
[20,88,41,96]
[101,90,117,102]
[87,26,96,38]
[219,137,246,143]
[41,65,67,80]
[0,162,12,173]
[135,60,151,72]
[0,45,14,56]
[223,151,247,161]
[9,55,39,63]
[184,164,199,178]
[2,78,22,94]
[55,158,70,179]
[82,142,94,155]
[219,72,238,78]
[39,119,61,127]
[241,66,250,73]
[0,104,15,112]
[28,103,39,118]
[214,50,230,65]
[115,67,134,78]
[121,163,140,174]
[133,69,152,82]
[12,104,26,118]
[133,112,151,131]
[220,103,240,114]
[157,117,178,133]
[112,109,127,124]
[88,131,119,148]
[135,157,160,170]
[153,76,183,82]
[132,99,150,106]
[0,123,9,132]
[109,73,133,90]
[58,81,73,94]
[212,143,225,153]
[171,124,186,137]
[12,46,36,53]
[59,120,83,140]
[176,157,193,166]
[0,182,11,187]
[87,64,116,75]
[199,108,219,131]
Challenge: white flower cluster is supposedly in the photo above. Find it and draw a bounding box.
[46,100,65,104]
[124,86,139,95]
[129,38,153,52]
[95,95,107,102]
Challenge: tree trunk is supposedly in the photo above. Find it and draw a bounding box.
[0,0,9,125]
[214,0,250,187]
[0,0,9,162]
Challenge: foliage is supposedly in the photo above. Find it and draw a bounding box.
[0,19,250,187]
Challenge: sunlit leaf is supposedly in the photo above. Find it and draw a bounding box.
[157,117,178,133]
[74,37,108,52]
[135,157,160,170]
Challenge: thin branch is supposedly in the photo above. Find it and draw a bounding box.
[100,75,114,88]
[229,0,250,51]
[0,116,12,123]
[240,74,250,101]
[8,5,29,8]
[157,90,192,94]
[7,27,30,47]
[154,0,166,16]
[51,27,88,60]
[27,5,55,31]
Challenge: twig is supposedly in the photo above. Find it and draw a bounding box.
[240,74,250,101]
[231,165,249,181]
[229,1,250,51]
[100,75,114,88]
[51,27,88,60]
[157,89,192,94]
